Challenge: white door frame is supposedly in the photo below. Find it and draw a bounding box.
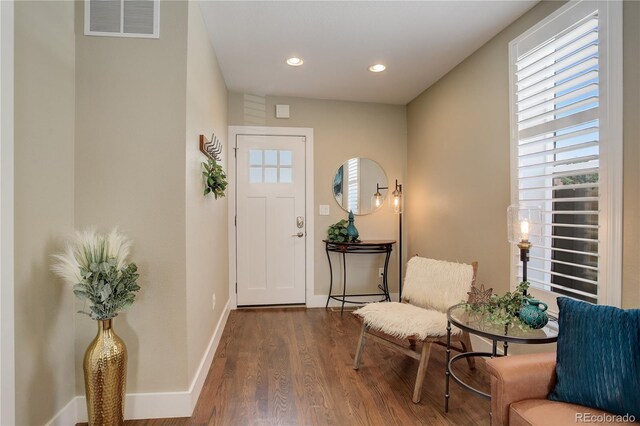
[0,1,15,424]
[228,126,314,309]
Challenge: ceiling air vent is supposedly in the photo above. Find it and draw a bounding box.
[85,0,159,39]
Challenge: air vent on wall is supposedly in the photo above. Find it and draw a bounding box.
[85,0,159,39]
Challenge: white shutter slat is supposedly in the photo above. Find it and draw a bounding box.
[519,155,598,172]
[541,210,599,215]
[527,278,598,300]
[519,140,598,160]
[520,182,599,192]
[518,96,598,130]
[530,256,599,271]
[547,223,599,230]
[516,57,598,99]
[518,108,598,141]
[530,233,599,243]
[518,83,598,121]
[518,166,598,182]
[517,70,598,109]
[528,267,598,285]
[534,244,598,258]
[517,43,598,90]
[521,196,599,204]
[517,27,597,79]
[519,124,598,149]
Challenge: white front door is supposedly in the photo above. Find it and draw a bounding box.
[236,135,306,306]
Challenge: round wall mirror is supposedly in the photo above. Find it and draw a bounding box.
[332,158,388,215]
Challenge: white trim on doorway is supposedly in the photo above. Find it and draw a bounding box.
[0,1,15,424]
[228,126,314,309]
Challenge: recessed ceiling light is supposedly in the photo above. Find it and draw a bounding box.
[369,64,386,73]
[286,57,304,66]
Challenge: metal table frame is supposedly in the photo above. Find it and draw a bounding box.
[444,303,559,415]
[324,240,395,315]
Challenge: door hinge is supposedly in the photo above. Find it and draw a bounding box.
[233,147,238,158]
[235,282,238,294]
[235,216,237,227]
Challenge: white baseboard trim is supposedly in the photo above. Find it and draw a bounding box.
[306,293,399,308]
[47,298,231,425]
[187,298,231,412]
[46,397,77,426]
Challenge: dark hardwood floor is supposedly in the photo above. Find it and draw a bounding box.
[125,308,491,425]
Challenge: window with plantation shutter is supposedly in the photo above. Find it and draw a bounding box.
[509,0,622,308]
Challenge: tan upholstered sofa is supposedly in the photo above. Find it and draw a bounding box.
[486,353,633,426]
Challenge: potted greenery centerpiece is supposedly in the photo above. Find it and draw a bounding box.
[52,228,140,426]
[464,281,534,329]
[327,218,360,243]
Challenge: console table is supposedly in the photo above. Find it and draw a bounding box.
[323,240,396,315]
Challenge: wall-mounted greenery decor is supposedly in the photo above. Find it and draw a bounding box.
[202,158,227,198]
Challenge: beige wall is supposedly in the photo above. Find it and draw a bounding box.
[228,94,406,297]
[75,0,190,392]
[185,1,229,382]
[14,1,76,424]
[407,0,640,309]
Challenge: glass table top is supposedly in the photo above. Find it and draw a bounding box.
[448,303,559,344]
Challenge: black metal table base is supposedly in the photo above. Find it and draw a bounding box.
[324,240,395,315]
[445,320,506,414]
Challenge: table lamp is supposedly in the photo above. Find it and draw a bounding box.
[507,205,541,296]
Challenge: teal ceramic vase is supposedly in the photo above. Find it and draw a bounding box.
[519,298,549,329]
[346,210,359,241]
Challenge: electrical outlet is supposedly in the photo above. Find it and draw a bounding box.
[378,268,384,278]
[212,293,216,311]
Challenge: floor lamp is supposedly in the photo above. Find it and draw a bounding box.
[374,179,403,301]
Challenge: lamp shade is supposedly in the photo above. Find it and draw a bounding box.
[507,204,541,244]
[392,189,402,214]
[372,191,383,208]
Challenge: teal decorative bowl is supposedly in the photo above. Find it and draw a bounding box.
[519,298,549,329]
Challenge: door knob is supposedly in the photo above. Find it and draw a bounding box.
[291,232,304,238]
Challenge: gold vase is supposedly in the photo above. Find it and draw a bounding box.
[83,318,127,426]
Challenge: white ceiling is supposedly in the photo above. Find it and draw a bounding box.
[199,1,538,105]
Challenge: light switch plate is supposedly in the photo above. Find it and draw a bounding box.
[319,204,330,216]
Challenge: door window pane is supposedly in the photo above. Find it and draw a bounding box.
[279,150,292,166]
[279,168,292,183]
[249,167,262,183]
[264,167,277,183]
[264,150,278,166]
[249,150,262,166]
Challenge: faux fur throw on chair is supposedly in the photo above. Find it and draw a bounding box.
[353,257,475,340]
[401,256,474,313]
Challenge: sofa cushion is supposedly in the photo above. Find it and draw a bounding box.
[510,399,635,426]
[548,297,640,418]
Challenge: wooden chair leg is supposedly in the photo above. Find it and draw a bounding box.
[412,342,432,403]
[460,332,476,370]
[353,324,369,370]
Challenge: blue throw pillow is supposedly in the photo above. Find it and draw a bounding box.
[549,297,640,418]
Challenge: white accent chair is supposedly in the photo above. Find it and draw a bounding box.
[353,256,478,403]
